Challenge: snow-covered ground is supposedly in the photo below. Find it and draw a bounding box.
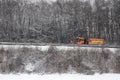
[0,45,117,52]
[0,74,120,80]
[0,45,119,80]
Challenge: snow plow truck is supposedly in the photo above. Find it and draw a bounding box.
[71,37,104,45]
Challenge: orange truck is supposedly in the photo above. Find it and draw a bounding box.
[71,37,104,45]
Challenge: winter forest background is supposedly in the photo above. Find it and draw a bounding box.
[0,0,120,44]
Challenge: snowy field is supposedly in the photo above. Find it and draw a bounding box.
[0,74,120,80]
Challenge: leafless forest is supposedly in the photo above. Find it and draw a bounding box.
[0,0,120,44]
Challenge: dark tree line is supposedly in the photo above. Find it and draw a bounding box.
[0,0,120,44]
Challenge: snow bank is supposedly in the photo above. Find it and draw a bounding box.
[0,74,120,80]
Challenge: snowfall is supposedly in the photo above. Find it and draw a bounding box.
[0,45,120,80]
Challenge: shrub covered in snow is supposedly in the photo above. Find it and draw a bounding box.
[0,46,119,74]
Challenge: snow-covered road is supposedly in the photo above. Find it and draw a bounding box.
[0,45,118,52]
[0,74,120,80]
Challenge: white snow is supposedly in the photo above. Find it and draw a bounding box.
[0,45,118,52]
[25,63,35,72]
[0,45,119,80]
[0,74,120,80]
